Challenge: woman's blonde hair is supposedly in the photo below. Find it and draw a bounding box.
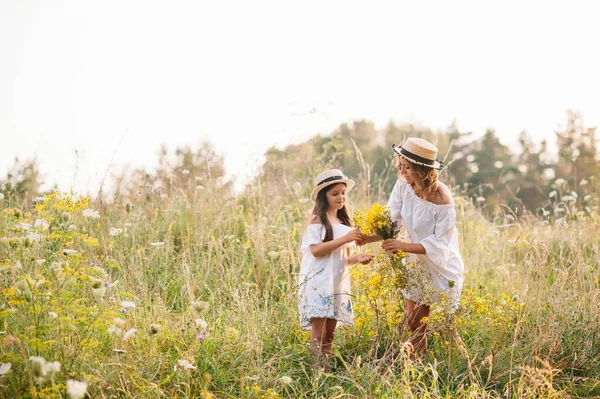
[395,154,439,199]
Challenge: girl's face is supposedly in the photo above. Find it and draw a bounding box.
[397,156,417,184]
[325,183,347,210]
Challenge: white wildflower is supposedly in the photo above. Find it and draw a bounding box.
[554,207,565,213]
[63,249,77,255]
[542,209,550,217]
[476,197,485,203]
[15,222,32,231]
[0,193,4,200]
[36,259,46,265]
[555,218,565,225]
[44,361,61,378]
[195,318,208,329]
[175,359,197,371]
[571,191,578,199]
[279,376,293,384]
[150,241,165,247]
[182,169,190,175]
[549,190,557,198]
[49,311,58,319]
[29,356,47,381]
[580,179,588,185]
[32,196,46,203]
[82,208,100,219]
[195,185,205,190]
[0,363,11,376]
[114,317,126,327]
[120,301,136,309]
[107,325,122,336]
[122,328,137,341]
[34,219,49,230]
[68,224,76,231]
[561,195,575,203]
[109,227,123,237]
[26,233,41,242]
[583,195,592,202]
[66,379,88,399]
[555,178,566,186]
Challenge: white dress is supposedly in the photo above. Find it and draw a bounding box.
[388,178,465,312]
[298,223,355,330]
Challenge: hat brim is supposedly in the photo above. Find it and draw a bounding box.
[311,179,355,201]
[393,145,444,170]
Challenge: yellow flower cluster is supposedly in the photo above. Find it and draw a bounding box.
[350,253,408,334]
[245,385,281,399]
[354,203,399,240]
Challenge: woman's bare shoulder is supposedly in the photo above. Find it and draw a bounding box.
[433,182,454,205]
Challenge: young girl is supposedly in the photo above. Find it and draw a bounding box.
[298,169,374,356]
[360,138,465,355]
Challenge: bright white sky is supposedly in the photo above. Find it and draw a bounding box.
[1,1,599,195]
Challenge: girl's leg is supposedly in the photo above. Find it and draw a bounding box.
[404,300,431,356]
[310,318,327,356]
[321,318,338,355]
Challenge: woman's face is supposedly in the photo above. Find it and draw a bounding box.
[397,156,417,184]
[325,183,347,210]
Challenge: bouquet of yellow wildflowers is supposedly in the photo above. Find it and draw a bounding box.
[353,203,400,240]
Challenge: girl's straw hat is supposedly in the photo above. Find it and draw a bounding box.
[311,169,355,201]
[392,137,444,170]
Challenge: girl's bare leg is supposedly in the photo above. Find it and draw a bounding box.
[310,318,337,356]
[321,318,337,355]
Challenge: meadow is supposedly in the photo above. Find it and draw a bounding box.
[0,165,599,398]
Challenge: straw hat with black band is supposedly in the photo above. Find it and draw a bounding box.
[392,137,444,170]
[310,169,355,201]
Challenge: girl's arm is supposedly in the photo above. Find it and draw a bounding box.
[310,229,361,257]
[381,239,426,254]
[347,253,374,266]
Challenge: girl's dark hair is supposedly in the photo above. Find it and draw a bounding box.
[312,183,352,242]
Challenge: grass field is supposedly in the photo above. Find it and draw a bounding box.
[0,174,599,398]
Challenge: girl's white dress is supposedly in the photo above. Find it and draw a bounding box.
[298,223,355,330]
[388,178,465,312]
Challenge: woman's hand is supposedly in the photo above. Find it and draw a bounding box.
[356,232,378,246]
[381,239,404,253]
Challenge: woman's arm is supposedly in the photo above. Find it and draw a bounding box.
[381,239,426,254]
[356,233,381,246]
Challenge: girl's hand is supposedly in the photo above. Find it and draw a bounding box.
[349,253,374,265]
[381,239,404,253]
[343,229,362,244]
